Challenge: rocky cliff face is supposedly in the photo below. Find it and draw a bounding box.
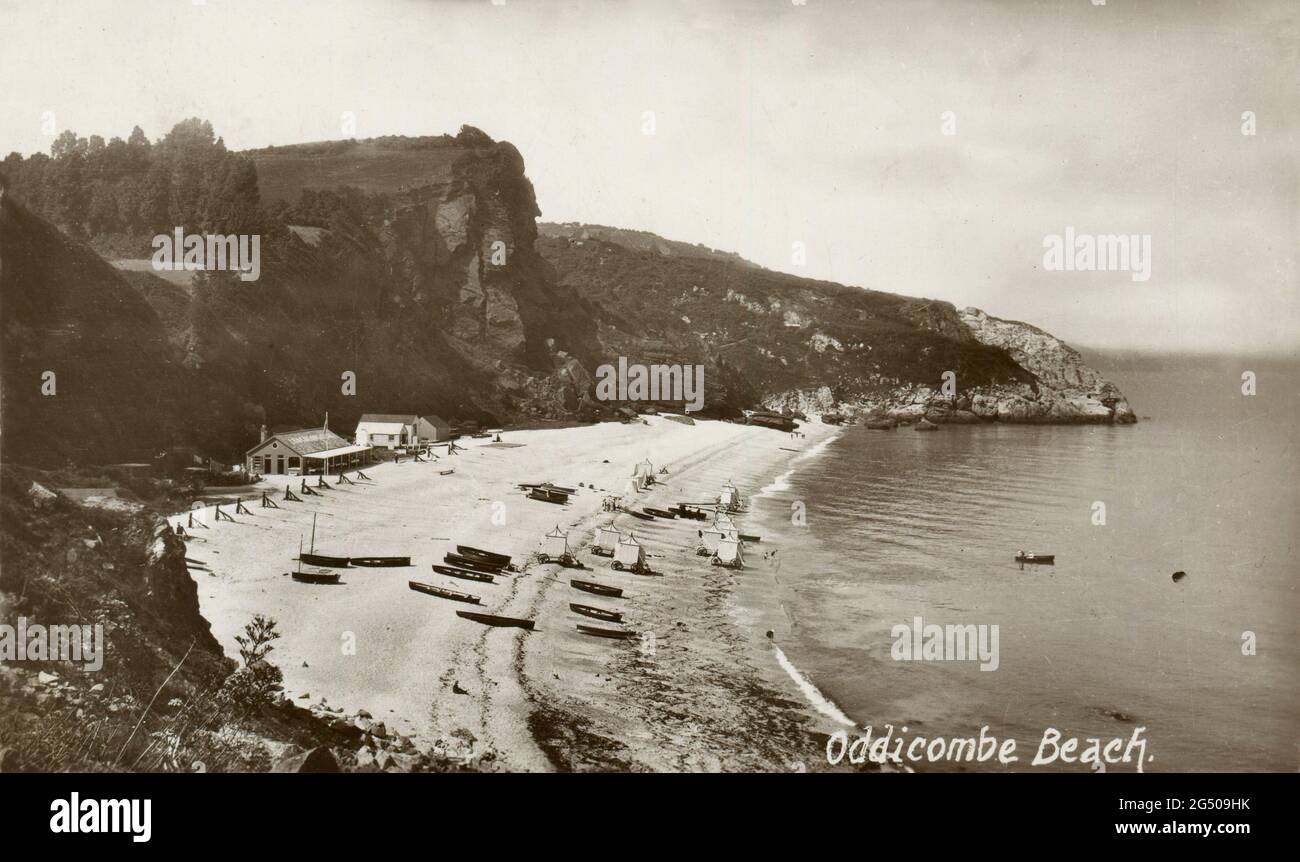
[760,306,1137,426]
[245,130,602,425]
[539,223,1136,426]
[957,307,1136,424]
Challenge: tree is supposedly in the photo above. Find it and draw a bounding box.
[233,614,280,668]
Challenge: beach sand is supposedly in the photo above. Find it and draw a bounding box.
[175,417,844,771]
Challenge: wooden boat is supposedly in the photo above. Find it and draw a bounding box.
[738,533,761,543]
[432,564,495,583]
[621,507,654,520]
[456,610,535,631]
[350,556,411,567]
[444,553,504,573]
[299,513,349,567]
[672,506,709,521]
[529,487,569,504]
[569,603,623,623]
[1015,553,1055,564]
[519,482,577,494]
[576,624,636,640]
[408,581,480,604]
[456,545,512,566]
[643,507,678,519]
[300,552,350,568]
[292,569,340,584]
[571,579,623,598]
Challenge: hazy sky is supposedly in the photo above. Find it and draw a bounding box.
[2,0,1296,353]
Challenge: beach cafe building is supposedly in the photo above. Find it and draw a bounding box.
[244,423,373,476]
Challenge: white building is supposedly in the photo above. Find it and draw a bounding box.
[354,414,452,450]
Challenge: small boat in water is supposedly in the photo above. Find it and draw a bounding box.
[456,545,512,567]
[432,564,495,583]
[351,556,411,567]
[576,624,637,640]
[571,579,623,598]
[444,552,505,573]
[1015,552,1055,565]
[569,603,623,623]
[409,581,480,603]
[643,507,678,519]
[291,568,340,585]
[456,610,535,630]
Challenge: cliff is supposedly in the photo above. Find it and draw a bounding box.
[0,122,1136,473]
[537,223,1136,426]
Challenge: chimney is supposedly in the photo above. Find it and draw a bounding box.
[259,424,267,443]
[323,412,329,432]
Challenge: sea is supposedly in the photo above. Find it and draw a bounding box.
[748,355,1298,772]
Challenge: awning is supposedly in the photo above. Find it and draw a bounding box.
[303,444,372,460]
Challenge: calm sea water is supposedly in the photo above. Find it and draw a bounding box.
[751,356,1298,772]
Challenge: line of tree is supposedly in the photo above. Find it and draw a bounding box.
[1,119,262,249]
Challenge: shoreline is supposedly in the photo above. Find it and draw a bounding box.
[514,422,848,771]
[173,417,847,770]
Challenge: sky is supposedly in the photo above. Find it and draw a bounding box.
[2,0,1296,354]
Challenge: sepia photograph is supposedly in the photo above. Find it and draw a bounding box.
[0,0,1295,843]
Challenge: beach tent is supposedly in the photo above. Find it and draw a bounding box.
[544,526,570,559]
[712,536,745,569]
[633,459,655,489]
[614,534,645,569]
[594,525,622,555]
[699,527,726,553]
[719,483,742,510]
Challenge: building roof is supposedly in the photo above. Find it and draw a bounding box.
[356,421,407,435]
[420,414,451,428]
[303,444,372,460]
[358,414,418,424]
[253,427,351,456]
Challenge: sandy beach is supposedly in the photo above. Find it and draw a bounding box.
[173,417,843,771]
